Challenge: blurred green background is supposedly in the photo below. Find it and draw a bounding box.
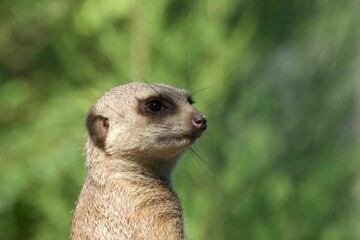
[1,0,360,239]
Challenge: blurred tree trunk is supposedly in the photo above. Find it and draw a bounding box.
[131,0,150,81]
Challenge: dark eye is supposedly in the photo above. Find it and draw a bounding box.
[145,99,165,113]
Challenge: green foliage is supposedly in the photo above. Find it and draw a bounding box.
[1,0,360,239]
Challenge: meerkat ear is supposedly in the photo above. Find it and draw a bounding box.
[86,111,109,150]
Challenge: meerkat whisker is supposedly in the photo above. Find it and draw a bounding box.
[190,84,218,95]
[189,148,213,177]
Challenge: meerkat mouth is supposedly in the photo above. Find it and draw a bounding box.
[157,133,202,143]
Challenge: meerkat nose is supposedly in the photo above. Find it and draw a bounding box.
[192,114,207,131]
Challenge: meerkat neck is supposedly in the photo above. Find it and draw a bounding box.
[85,140,179,185]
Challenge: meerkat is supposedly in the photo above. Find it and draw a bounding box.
[71,82,207,240]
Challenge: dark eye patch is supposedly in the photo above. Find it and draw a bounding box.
[138,96,173,117]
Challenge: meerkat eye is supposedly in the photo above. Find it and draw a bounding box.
[145,99,166,113]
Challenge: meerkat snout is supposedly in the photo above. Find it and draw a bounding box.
[192,114,207,131]
[71,82,207,239]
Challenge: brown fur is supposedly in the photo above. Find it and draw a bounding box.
[71,83,207,239]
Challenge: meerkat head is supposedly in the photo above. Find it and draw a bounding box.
[86,83,207,166]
